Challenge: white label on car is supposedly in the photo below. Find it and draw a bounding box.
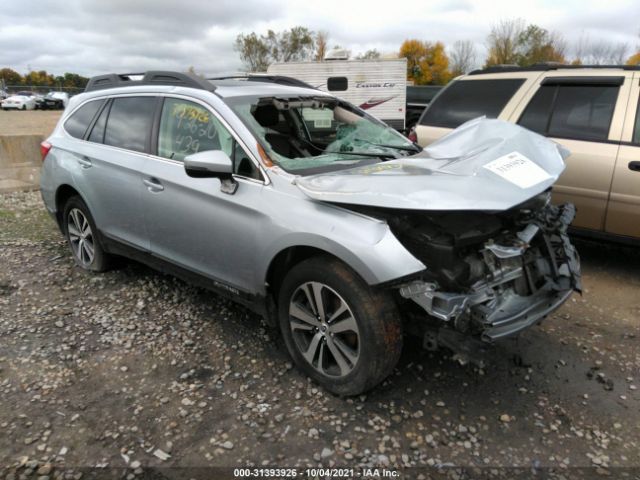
[483,151,552,189]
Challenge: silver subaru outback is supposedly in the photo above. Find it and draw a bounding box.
[40,71,581,395]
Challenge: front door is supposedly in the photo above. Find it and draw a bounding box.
[141,96,267,293]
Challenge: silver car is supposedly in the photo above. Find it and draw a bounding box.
[40,71,581,395]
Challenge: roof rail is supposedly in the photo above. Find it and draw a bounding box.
[207,74,316,90]
[468,63,640,75]
[85,71,215,92]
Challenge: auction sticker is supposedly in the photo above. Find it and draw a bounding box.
[483,151,552,189]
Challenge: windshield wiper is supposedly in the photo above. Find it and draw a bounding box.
[326,150,397,160]
[356,139,422,153]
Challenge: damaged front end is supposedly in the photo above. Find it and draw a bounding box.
[387,191,581,344]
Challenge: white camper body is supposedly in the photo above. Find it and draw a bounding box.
[267,59,407,130]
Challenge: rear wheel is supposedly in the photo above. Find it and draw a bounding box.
[63,196,111,272]
[278,256,402,396]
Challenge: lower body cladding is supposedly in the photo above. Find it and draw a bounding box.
[388,201,581,355]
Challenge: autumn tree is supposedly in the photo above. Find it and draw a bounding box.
[399,40,451,85]
[0,68,22,86]
[315,30,329,61]
[627,52,640,65]
[449,40,477,76]
[23,70,56,87]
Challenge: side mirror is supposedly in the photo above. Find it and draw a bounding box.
[184,150,233,178]
[184,150,237,194]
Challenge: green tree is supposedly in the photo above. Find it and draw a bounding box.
[485,19,566,67]
[516,25,565,65]
[235,26,316,71]
[234,32,271,72]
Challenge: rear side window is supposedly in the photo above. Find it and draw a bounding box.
[88,101,110,144]
[419,79,525,128]
[104,97,157,153]
[519,85,618,141]
[64,100,103,139]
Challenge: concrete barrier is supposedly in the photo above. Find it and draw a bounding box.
[0,134,43,192]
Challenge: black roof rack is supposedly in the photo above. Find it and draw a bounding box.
[468,63,640,75]
[207,74,316,90]
[85,71,216,92]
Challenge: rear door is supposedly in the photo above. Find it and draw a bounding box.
[81,95,157,249]
[510,73,633,231]
[604,73,640,237]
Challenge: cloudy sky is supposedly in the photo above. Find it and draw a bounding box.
[1,0,638,77]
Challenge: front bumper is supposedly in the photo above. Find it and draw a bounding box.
[399,203,581,342]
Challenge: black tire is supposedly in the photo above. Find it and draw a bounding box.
[62,196,111,272]
[278,256,402,396]
[21,105,26,110]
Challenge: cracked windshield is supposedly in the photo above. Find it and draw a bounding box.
[227,96,420,173]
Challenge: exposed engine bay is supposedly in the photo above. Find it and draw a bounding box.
[343,190,581,345]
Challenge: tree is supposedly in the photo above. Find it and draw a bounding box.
[315,30,329,61]
[515,25,566,66]
[399,40,451,85]
[628,52,640,65]
[449,40,477,76]
[572,34,628,64]
[356,49,381,60]
[485,18,525,66]
[235,26,316,71]
[23,70,55,87]
[234,32,271,72]
[485,20,566,67]
[0,68,22,86]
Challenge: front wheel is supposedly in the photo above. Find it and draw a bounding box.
[278,257,402,396]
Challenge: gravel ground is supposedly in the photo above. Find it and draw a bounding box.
[0,110,62,136]
[0,191,638,479]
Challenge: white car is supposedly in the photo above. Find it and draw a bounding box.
[1,91,37,110]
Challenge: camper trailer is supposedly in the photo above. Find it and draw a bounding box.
[267,50,407,130]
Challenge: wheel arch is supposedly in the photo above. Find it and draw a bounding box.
[54,184,83,229]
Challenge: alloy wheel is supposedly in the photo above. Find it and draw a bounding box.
[67,208,95,266]
[288,281,360,378]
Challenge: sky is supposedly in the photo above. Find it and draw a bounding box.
[1,0,638,78]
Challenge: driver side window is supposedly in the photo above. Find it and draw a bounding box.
[158,98,233,162]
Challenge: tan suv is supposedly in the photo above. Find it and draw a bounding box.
[416,65,640,241]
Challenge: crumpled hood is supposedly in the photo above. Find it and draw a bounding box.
[295,118,569,211]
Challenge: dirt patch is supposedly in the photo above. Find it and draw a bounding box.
[0,110,62,136]
[0,191,638,478]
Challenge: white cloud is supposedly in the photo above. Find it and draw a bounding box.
[0,0,637,78]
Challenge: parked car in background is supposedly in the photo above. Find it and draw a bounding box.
[36,91,70,110]
[415,65,640,242]
[40,71,581,395]
[405,85,442,130]
[1,91,37,110]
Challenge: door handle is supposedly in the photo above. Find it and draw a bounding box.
[77,156,92,168]
[629,161,640,172]
[143,178,164,192]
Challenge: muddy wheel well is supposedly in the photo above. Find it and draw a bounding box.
[266,246,341,301]
[54,185,80,228]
